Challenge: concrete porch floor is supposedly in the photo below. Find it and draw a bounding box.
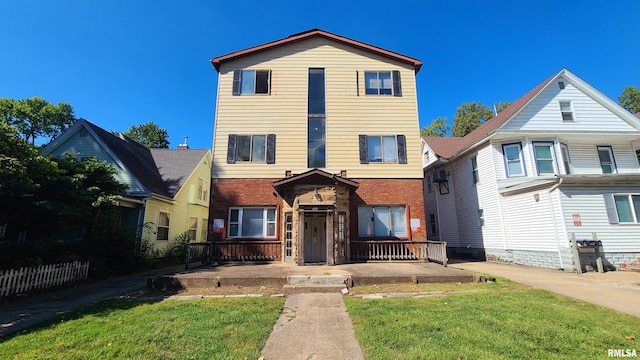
[148,262,480,290]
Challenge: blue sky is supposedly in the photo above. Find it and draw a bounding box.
[1,1,639,148]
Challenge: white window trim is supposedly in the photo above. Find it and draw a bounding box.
[613,194,640,224]
[470,155,479,184]
[228,207,277,238]
[188,216,198,241]
[532,141,557,175]
[559,100,574,121]
[560,143,572,175]
[357,205,408,238]
[597,146,617,174]
[502,143,526,177]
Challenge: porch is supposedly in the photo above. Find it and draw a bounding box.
[185,240,448,268]
[149,261,479,294]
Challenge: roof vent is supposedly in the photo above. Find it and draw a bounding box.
[558,81,565,89]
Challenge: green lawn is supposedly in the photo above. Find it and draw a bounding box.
[345,288,639,359]
[0,297,284,360]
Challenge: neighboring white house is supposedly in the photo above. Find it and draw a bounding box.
[422,69,640,272]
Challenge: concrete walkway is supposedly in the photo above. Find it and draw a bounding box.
[261,293,364,360]
[450,260,640,317]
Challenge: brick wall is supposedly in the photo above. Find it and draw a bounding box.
[350,178,426,241]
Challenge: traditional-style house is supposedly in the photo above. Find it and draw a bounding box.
[209,29,427,265]
[422,69,640,272]
[42,119,211,252]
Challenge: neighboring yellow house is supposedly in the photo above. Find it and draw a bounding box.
[42,119,212,254]
[209,29,427,265]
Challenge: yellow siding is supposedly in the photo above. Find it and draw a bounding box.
[143,152,211,253]
[213,37,422,179]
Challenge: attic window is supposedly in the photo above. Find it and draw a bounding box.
[558,81,565,90]
[559,101,574,121]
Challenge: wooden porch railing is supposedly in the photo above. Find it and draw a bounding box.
[215,241,282,262]
[351,241,448,266]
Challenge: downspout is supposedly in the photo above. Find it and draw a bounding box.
[548,177,564,269]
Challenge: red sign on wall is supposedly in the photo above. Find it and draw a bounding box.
[572,213,582,226]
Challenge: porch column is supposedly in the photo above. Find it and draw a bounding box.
[297,209,305,266]
[326,210,334,266]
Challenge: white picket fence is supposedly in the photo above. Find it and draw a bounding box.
[0,261,90,298]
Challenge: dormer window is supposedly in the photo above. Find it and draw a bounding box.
[559,101,574,121]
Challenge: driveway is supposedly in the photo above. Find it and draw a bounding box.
[450,260,640,317]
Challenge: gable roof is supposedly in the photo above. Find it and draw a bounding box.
[211,28,423,73]
[150,148,210,197]
[43,119,208,199]
[272,168,359,193]
[423,69,640,163]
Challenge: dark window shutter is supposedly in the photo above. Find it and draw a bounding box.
[268,70,272,95]
[232,70,241,95]
[359,135,368,164]
[227,134,237,163]
[266,134,276,164]
[356,71,359,96]
[603,194,619,224]
[392,70,402,97]
[397,135,407,164]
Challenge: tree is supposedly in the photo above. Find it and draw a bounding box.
[452,101,494,137]
[618,86,640,114]
[122,121,170,148]
[0,97,76,145]
[495,100,513,113]
[421,116,450,137]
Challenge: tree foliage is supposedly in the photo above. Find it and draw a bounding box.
[122,121,170,148]
[495,100,513,113]
[0,97,76,145]
[452,101,494,137]
[421,116,450,137]
[0,120,126,240]
[618,86,640,114]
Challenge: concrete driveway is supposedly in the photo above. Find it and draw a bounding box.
[450,260,640,317]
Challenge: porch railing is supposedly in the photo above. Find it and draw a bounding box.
[185,242,213,269]
[351,241,448,266]
[215,241,282,262]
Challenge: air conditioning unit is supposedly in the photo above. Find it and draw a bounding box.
[432,170,447,183]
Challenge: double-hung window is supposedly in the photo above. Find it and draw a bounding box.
[357,206,407,238]
[228,207,276,238]
[502,143,525,177]
[232,69,270,95]
[560,144,572,174]
[359,135,407,164]
[597,146,617,174]
[157,211,170,241]
[364,70,401,96]
[559,101,574,121]
[533,142,556,175]
[188,217,198,241]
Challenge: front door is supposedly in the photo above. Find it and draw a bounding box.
[304,214,326,263]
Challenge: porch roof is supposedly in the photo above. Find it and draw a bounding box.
[272,169,359,193]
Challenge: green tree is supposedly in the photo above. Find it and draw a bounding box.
[421,116,450,137]
[495,100,513,113]
[452,101,494,137]
[122,121,170,148]
[0,120,126,240]
[618,86,640,114]
[0,97,76,145]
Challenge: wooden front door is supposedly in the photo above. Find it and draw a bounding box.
[304,214,326,263]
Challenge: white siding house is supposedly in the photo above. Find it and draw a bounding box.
[423,69,640,272]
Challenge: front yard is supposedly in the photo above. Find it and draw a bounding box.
[345,282,639,359]
[0,297,284,360]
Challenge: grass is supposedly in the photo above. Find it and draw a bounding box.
[345,285,640,359]
[0,297,284,360]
